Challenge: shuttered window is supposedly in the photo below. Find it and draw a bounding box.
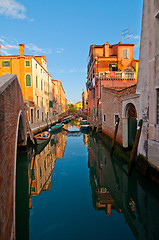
[2,61,10,67]
[122,49,130,59]
[49,101,53,108]
[26,74,31,86]
[25,61,30,67]
[36,76,38,88]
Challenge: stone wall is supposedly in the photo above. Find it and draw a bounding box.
[136,0,159,168]
[102,85,136,146]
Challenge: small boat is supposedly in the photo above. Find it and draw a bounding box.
[49,123,63,133]
[63,118,69,123]
[80,124,89,130]
[79,120,87,125]
[34,131,51,145]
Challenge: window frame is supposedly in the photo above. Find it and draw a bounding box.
[25,60,30,67]
[36,76,38,88]
[103,114,106,122]
[122,49,130,59]
[25,74,31,87]
[2,61,10,67]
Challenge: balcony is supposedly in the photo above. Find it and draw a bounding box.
[96,71,136,80]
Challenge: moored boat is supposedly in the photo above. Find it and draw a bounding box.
[34,131,51,145]
[79,120,87,125]
[49,123,63,133]
[62,118,69,123]
[80,124,89,130]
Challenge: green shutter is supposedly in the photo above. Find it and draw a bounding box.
[49,101,53,108]
[26,74,31,86]
[25,61,30,67]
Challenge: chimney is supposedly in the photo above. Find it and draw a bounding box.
[103,42,109,57]
[19,43,25,56]
[0,45,1,56]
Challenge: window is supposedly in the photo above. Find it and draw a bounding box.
[31,187,36,192]
[30,169,35,180]
[109,64,117,71]
[36,76,38,88]
[125,72,134,79]
[37,110,39,119]
[25,61,30,67]
[40,167,42,177]
[103,114,106,122]
[49,101,53,108]
[41,69,42,74]
[157,89,159,124]
[37,96,38,105]
[92,88,95,99]
[25,74,31,86]
[42,98,43,106]
[122,49,129,59]
[2,61,10,67]
[114,114,119,124]
[35,63,37,69]
[41,80,43,90]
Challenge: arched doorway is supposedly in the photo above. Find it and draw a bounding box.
[126,103,137,147]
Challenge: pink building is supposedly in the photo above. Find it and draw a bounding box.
[87,41,138,129]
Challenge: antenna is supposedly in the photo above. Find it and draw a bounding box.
[122,29,130,43]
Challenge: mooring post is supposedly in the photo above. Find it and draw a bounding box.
[110,117,120,155]
[25,110,35,144]
[127,119,143,176]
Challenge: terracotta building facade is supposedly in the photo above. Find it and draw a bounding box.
[87,41,139,129]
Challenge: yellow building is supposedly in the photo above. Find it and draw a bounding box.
[52,79,67,114]
[74,101,82,110]
[82,89,88,113]
[0,44,53,123]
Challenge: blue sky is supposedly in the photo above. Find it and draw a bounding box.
[0,0,143,103]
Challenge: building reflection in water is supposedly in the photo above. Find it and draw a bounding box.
[29,131,67,209]
[88,133,159,240]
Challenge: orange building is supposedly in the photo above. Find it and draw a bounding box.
[0,44,53,123]
[52,79,67,114]
[87,41,139,128]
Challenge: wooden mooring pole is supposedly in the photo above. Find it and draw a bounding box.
[127,119,143,176]
[110,117,120,155]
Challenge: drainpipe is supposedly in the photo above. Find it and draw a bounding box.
[97,76,101,130]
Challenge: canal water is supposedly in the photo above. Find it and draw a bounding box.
[16,121,159,240]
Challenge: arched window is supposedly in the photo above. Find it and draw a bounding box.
[26,74,31,86]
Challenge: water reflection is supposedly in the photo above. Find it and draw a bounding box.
[88,133,159,240]
[16,130,67,239]
[16,123,159,240]
[29,131,67,208]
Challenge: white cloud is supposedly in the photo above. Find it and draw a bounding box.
[26,43,52,55]
[0,36,18,54]
[130,34,140,40]
[56,48,64,54]
[0,36,52,55]
[0,0,26,19]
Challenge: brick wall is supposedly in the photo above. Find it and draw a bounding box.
[0,74,27,240]
[102,85,136,145]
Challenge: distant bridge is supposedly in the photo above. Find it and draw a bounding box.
[62,129,82,137]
